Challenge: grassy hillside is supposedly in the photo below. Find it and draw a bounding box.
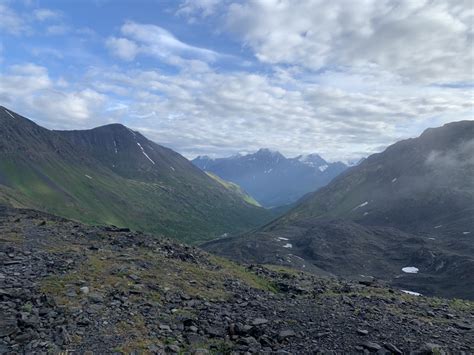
[0,107,273,243]
[205,171,261,207]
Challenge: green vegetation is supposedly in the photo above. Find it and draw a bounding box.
[206,172,261,207]
[0,112,274,244]
[0,156,272,243]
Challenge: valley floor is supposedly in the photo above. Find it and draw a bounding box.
[0,206,473,353]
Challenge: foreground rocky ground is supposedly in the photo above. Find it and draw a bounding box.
[0,206,473,353]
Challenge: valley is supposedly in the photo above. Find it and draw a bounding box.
[203,121,474,300]
[1,1,472,352]
[0,107,273,244]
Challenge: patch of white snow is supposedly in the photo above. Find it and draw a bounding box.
[4,109,15,118]
[434,225,442,229]
[391,178,397,183]
[318,164,328,172]
[462,231,470,235]
[353,201,369,210]
[170,166,175,171]
[402,266,419,274]
[136,142,155,165]
[278,237,289,241]
[283,243,293,248]
[401,290,422,296]
[113,140,118,154]
[85,175,93,180]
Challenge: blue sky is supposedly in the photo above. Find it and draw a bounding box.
[0,0,472,162]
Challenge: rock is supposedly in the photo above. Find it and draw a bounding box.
[204,326,221,337]
[128,274,140,281]
[361,341,382,351]
[358,276,375,286]
[80,286,90,295]
[165,344,180,353]
[453,322,472,330]
[14,330,37,343]
[418,343,446,355]
[357,329,369,336]
[252,318,269,326]
[0,316,18,337]
[66,290,77,297]
[278,330,296,340]
[159,324,171,332]
[384,343,403,355]
[239,336,258,346]
[87,292,104,303]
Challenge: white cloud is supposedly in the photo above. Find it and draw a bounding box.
[0,64,52,98]
[3,60,470,160]
[223,0,473,84]
[81,64,472,161]
[33,8,62,21]
[177,0,223,20]
[2,2,471,162]
[0,64,107,127]
[27,89,107,122]
[46,24,70,35]
[106,37,139,61]
[107,21,221,64]
[0,3,29,35]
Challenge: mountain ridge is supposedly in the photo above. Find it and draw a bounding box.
[203,120,474,299]
[193,149,348,207]
[0,106,273,243]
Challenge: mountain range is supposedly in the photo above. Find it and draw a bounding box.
[193,149,348,207]
[0,105,473,352]
[203,121,474,299]
[0,106,273,243]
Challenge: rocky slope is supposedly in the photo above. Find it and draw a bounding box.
[0,106,272,243]
[203,121,474,300]
[0,206,473,353]
[286,120,474,237]
[204,219,474,300]
[193,149,347,207]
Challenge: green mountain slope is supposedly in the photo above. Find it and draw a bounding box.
[0,106,273,243]
[205,171,261,207]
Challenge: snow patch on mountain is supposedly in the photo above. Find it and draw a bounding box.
[402,290,422,296]
[137,142,155,165]
[402,266,419,274]
[353,201,369,210]
[4,109,15,119]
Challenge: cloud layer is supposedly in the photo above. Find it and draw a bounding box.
[0,1,472,162]
[225,0,473,84]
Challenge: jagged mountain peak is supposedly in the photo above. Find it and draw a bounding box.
[193,148,348,207]
[254,148,284,157]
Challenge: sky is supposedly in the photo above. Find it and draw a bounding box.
[0,0,472,162]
